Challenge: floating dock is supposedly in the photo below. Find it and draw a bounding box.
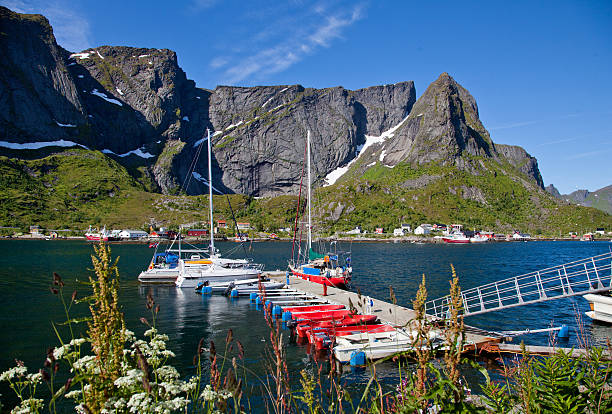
[264,272,503,349]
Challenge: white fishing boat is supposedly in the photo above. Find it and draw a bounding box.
[175,129,263,288]
[469,234,489,243]
[332,329,441,363]
[583,293,612,324]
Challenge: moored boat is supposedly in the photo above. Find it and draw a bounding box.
[288,131,351,289]
[583,293,612,324]
[442,232,470,244]
[175,129,264,288]
[282,304,345,313]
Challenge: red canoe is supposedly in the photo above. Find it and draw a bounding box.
[282,304,345,313]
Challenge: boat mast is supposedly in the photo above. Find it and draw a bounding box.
[307,130,312,253]
[207,128,215,256]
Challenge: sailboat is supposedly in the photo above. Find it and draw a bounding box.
[175,129,264,288]
[288,130,352,289]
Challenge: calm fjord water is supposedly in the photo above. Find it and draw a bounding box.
[1,239,610,402]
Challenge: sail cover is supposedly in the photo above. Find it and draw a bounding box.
[309,248,326,261]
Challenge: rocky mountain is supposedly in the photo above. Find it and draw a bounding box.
[547,185,612,214]
[0,6,548,201]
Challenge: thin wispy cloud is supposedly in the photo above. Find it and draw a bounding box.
[489,120,538,131]
[189,0,218,13]
[212,2,365,85]
[564,147,612,161]
[534,137,577,147]
[1,0,91,52]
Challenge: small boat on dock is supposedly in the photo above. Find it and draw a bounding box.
[194,278,285,295]
[310,324,396,350]
[295,314,379,338]
[332,330,442,364]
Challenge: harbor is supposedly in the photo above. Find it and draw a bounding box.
[1,239,611,409]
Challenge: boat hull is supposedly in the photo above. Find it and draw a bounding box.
[175,268,261,288]
[289,266,349,289]
[138,268,179,284]
[584,293,612,324]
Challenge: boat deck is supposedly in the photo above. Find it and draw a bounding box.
[265,273,501,348]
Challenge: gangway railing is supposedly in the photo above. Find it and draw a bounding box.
[425,252,612,318]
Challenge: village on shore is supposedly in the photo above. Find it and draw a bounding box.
[2,221,609,243]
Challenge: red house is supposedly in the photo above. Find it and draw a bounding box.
[187,229,208,237]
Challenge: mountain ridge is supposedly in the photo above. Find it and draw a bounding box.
[0,6,610,234]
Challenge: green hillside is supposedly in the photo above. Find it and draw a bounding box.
[0,150,610,236]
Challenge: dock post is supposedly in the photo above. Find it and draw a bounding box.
[286,270,290,285]
[323,283,328,296]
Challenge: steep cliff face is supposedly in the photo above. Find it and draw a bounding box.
[204,83,415,196]
[0,7,84,141]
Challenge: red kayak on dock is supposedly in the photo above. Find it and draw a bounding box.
[296,314,379,338]
[291,309,353,321]
[282,304,345,313]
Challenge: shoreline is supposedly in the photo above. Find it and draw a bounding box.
[2,235,611,243]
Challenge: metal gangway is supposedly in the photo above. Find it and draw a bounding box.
[425,251,612,319]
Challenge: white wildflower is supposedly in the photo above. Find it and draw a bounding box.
[65,390,82,399]
[114,369,143,388]
[154,366,180,380]
[53,344,70,360]
[144,328,158,337]
[123,329,136,342]
[126,392,154,413]
[200,384,217,401]
[27,372,43,384]
[72,355,96,371]
[11,398,44,413]
[75,403,88,414]
[0,366,28,382]
[181,377,199,393]
[70,338,86,346]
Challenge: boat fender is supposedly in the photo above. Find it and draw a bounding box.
[285,319,298,329]
[558,324,569,339]
[349,351,366,367]
[250,292,258,302]
[282,311,292,322]
[230,288,239,298]
[272,305,283,317]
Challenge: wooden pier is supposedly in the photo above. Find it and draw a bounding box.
[264,272,502,349]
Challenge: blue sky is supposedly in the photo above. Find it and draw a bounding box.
[3,0,611,194]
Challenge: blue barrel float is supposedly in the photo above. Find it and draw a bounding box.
[349,351,366,367]
[250,292,258,302]
[282,311,292,322]
[558,324,569,339]
[272,305,283,318]
[230,289,239,298]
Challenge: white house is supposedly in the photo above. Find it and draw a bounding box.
[346,226,361,235]
[119,229,149,240]
[401,223,411,232]
[512,232,531,240]
[414,225,431,235]
[393,228,405,236]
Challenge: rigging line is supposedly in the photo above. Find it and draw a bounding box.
[180,133,206,194]
[291,135,308,266]
[225,193,248,258]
